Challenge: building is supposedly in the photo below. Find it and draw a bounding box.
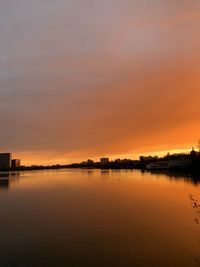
[168,159,192,169]
[146,159,192,170]
[100,157,109,164]
[11,159,21,169]
[190,148,198,157]
[0,153,12,170]
[146,161,169,170]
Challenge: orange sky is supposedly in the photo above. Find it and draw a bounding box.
[0,1,200,165]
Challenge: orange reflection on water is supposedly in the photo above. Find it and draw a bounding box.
[0,169,200,267]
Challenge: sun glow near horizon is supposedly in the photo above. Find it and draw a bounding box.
[0,1,200,164]
[16,145,198,166]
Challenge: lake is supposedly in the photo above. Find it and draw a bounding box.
[0,169,200,267]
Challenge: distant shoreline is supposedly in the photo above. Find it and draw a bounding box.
[0,163,199,175]
[1,149,200,174]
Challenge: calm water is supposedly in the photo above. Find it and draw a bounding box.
[0,169,200,267]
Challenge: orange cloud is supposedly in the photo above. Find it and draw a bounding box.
[0,1,200,164]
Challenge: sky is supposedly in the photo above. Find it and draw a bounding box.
[0,1,200,165]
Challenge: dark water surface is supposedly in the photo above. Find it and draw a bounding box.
[0,169,200,267]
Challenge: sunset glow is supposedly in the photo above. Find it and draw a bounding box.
[1,1,200,165]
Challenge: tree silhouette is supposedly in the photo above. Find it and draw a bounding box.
[198,139,200,152]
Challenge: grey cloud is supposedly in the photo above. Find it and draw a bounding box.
[0,1,200,162]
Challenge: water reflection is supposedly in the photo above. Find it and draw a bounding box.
[87,170,94,175]
[97,168,200,185]
[0,172,20,190]
[0,169,199,267]
[100,170,110,179]
[146,170,200,185]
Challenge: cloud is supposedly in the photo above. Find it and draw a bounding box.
[0,0,200,163]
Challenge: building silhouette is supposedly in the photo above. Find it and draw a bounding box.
[11,159,21,169]
[0,153,12,170]
[100,157,109,164]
